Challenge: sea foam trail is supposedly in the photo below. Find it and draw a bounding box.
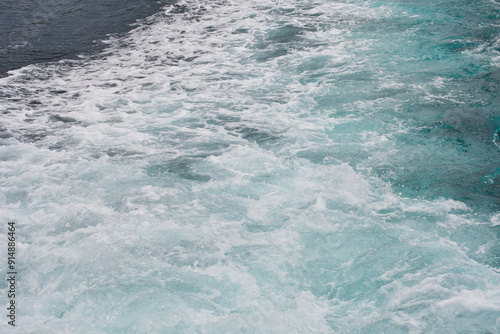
[0,0,499,333]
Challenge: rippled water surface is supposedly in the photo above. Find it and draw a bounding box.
[1,0,500,333]
[0,0,165,75]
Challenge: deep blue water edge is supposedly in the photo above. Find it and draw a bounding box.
[0,0,168,76]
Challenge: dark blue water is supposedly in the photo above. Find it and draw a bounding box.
[0,0,167,76]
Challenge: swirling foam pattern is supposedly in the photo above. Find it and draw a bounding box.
[1,0,499,332]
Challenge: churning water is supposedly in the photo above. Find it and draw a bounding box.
[1,0,500,332]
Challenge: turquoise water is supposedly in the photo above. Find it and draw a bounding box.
[1,0,500,332]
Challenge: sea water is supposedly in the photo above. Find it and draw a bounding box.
[0,0,499,333]
[0,0,165,75]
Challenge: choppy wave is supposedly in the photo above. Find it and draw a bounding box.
[1,0,499,332]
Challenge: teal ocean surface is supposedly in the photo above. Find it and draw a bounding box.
[1,0,500,332]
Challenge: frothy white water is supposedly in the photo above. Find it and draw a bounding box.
[1,0,499,333]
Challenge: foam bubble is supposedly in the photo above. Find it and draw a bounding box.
[1,0,500,332]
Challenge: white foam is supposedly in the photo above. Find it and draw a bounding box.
[491,213,500,226]
[1,0,500,332]
[436,288,500,312]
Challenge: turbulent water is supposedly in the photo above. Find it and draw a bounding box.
[1,0,500,332]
